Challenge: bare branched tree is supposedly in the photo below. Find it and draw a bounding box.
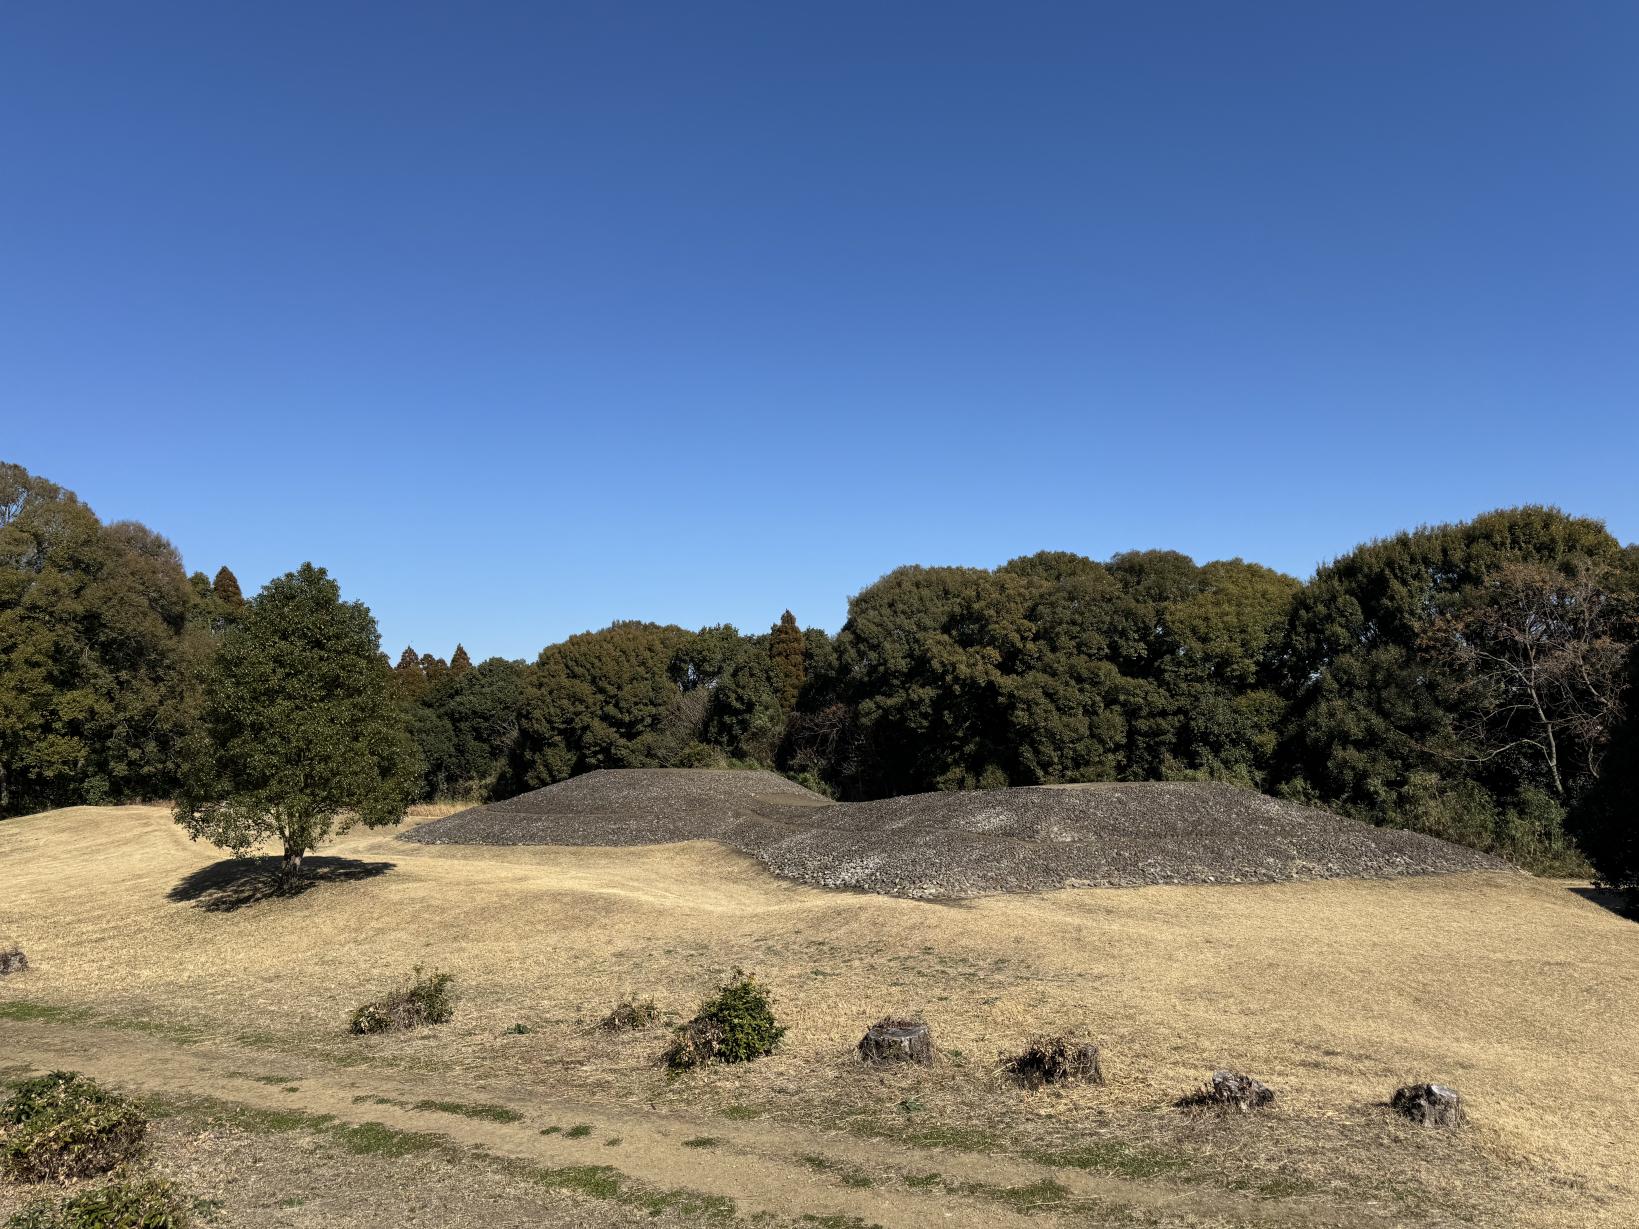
[1425,561,1635,795]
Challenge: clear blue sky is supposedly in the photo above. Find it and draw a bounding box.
[4,3,1636,662]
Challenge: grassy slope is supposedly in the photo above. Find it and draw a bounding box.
[1,804,1636,1228]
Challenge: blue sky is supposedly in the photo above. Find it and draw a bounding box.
[4,2,1636,662]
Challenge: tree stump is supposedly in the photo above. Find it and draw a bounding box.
[1004,1036,1104,1088]
[0,946,26,976]
[1392,1083,1464,1127]
[1181,1069,1275,1112]
[858,1017,935,1065]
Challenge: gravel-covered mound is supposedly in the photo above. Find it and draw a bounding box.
[408,769,832,848]
[405,771,1514,898]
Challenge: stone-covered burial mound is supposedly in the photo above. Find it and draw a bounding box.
[405,770,1512,899]
[409,769,832,848]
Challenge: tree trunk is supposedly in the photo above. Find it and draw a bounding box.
[281,843,305,879]
[858,1018,935,1065]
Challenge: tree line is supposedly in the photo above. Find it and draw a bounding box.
[3,460,1634,887]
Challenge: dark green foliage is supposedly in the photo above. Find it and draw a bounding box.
[210,566,243,610]
[0,1073,147,1182]
[1274,507,1632,871]
[349,967,456,1035]
[393,646,427,702]
[0,464,210,816]
[1569,647,1639,891]
[419,652,448,692]
[504,622,785,790]
[410,657,530,800]
[5,1174,192,1229]
[664,970,784,1069]
[770,611,806,711]
[6,459,1637,883]
[506,622,692,789]
[173,563,419,875]
[822,552,1298,799]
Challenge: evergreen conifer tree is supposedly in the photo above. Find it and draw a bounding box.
[450,644,473,676]
[420,652,450,692]
[770,610,807,711]
[394,646,427,701]
[212,566,244,608]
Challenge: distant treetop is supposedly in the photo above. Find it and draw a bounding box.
[212,566,244,608]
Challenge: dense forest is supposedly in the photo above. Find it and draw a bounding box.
[3,460,1634,887]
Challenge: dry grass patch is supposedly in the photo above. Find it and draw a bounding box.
[2,805,1637,1228]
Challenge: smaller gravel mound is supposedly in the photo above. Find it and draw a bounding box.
[405,771,1514,899]
[408,769,831,848]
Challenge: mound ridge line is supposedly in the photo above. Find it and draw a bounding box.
[404,768,1514,899]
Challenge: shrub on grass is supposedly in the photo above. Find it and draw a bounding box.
[600,997,661,1032]
[348,967,455,1035]
[6,1173,192,1228]
[1003,1036,1104,1089]
[0,947,27,976]
[0,1073,147,1182]
[664,970,784,1070]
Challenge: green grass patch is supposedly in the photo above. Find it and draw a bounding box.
[147,1093,335,1135]
[412,1098,522,1123]
[638,1190,737,1220]
[0,1002,92,1025]
[799,1154,874,1188]
[719,1104,761,1121]
[682,1135,724,1149]
[529,1163,623,1199]
[101,1014,205,1045]
[333,1121,445,1158]
[948,1177,1072,1211]
[1030,1139,1194,1181]
[894,1123,999,1151]
[521,1156,736,1220]
[563,1123,593,1139]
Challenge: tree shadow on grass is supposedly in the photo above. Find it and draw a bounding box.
[1569,885,1637,922]
[168,856,396,913]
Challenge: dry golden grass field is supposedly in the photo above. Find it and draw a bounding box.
[2,803,1637,1228]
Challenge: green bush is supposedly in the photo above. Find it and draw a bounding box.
[664,970,784,1070]
[349,967,455,1035]
[0,1073,147,1182]
[6,1174,192,1229]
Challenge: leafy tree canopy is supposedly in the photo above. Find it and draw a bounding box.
[174,562,419,873]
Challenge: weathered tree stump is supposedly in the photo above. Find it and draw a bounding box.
[858,1017,935,1065]
[1392,1083,1464,1127]
[1181,1069,1275,1112]
[0,946,26,976]
[1004,1036,1104,1088]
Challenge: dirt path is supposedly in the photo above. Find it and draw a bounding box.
[2,1020,1429,1228]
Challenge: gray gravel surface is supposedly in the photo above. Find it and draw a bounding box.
[405,770,1515,899]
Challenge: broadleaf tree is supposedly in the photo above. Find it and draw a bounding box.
[174,562,420,876]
